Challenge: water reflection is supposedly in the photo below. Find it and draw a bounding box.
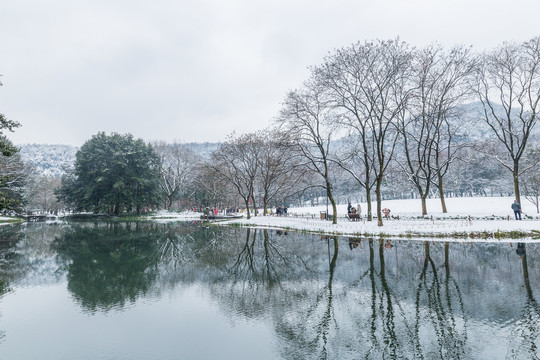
[414,242,468,359]
[52,223,166,312]
[0,223,539,359]
[507,243,540,359]
[0,226,23,297]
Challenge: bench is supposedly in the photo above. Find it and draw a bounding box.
[347,213,361,221]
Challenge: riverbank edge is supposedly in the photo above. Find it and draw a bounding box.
[211,219,540,241]
[3,212,538,240]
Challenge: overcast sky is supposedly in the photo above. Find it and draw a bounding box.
[1,0,539,146]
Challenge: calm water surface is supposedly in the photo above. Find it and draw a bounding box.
[0,222,538,359]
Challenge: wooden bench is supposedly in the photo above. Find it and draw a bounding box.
[347,213,361,221]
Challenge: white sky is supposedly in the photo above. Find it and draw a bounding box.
[1,0,539,146]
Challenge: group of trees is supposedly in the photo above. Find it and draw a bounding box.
[204,37,539,226]
[273,37,540,225]
[202,131,307,219]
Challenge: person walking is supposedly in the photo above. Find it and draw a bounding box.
[511,200,522,220]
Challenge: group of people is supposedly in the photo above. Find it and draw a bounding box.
[347,203,361,215]
[347,203,393,220]
[275,206,288,216]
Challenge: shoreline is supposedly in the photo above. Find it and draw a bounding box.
[2,214,538,241]
[220,214,540,241]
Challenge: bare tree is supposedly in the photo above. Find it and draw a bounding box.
[25,174,62,213]
[193,164,232,210]
[398,45,475,215]
[314,45,378,221]
[522,147,540,213]
[331,135,376,220]
[207,133,260,219]
[475,36,540,203]
[153,141,200,210]
[523,170,540,213]
[256,129,308,215]
[317,39,412,226]
[278,80,339,224]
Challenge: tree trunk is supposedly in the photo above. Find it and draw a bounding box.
[376,178,383,227]
[251,192,258,217]
[244,198,251,219]
[263,199,268,216]
[167,196,173,211]
[366,189,373,222]
[326,181,338,225]
[365,169,373,221]
[420,193,427,216]
[513,161,521,204]
[438,172,448,213]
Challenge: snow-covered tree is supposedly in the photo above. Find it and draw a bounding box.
[475,36,540,203]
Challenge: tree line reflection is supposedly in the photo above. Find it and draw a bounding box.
[0,223,539,358]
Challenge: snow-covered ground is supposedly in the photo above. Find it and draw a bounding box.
[224,196,540,241]
[288,196,538,219]
[150,210,202,222]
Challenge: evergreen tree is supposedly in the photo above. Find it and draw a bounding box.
[57,132,162,215]
[0,83,23,211]
[0,136,26,211]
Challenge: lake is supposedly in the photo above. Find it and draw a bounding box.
[0,221,538,359]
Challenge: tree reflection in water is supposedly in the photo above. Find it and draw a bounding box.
[0,224,46,343]
[52,222,186,313]
[273,235,340,360]
[414,241,468,359]
[507,243,540,359]
[0,225,24,343]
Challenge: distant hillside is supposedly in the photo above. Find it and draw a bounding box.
[19,144,78,178]
[19,142,221,178]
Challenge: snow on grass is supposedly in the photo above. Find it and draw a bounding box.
[222,196,540,241]
[150,210,202,222]
[287,196,538,219]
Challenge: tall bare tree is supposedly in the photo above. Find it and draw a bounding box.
[278,80,339,224]
[317,39,412,226]
[314,45,378,221]
[475,36,540,203]
[398,45,475,215]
